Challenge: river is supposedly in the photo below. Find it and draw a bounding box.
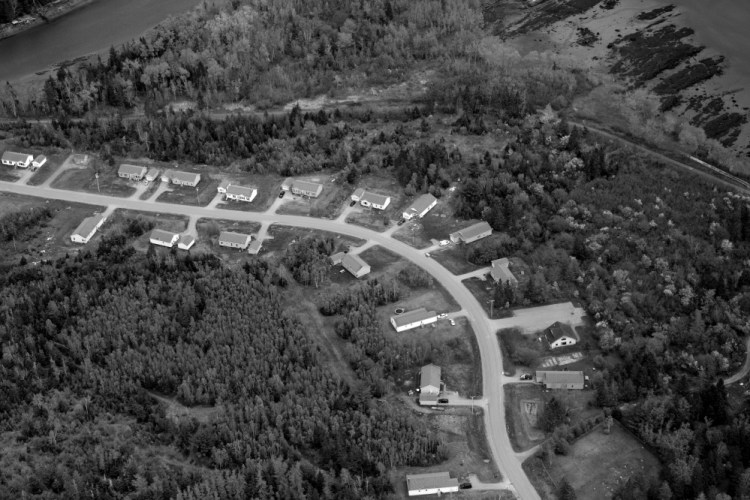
[0,0,201,82]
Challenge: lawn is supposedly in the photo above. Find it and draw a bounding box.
[0,167,21,182]
[431,244,482,275]
[108,209,189,254]
[157,176,220,206]
[26,151,68,186]
[524,421,661,500]
[497,327,546,376]
[345,209,392,232]
[462,277,512,319]
[51,165,135,197]
[504,383,547,452]
[262,225,365,258]
[276,176,348,219]
[213,174,282,212]
[358,245,405,272]
[391,220,432,249]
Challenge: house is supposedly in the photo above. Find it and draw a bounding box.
[225,184,258,202]
[402,193,437,220]
[390,307,438,332]
[218,231,252,250]
[359,191,391,210]
[169,170,201,187]
[247,240,263,255]
[281,177,293,191]
[118,164,147,181]
[341,253,370,278]
[2,152,33,168]
[161,169,174,182]
[545,322,578,349]
[177,234,195,250]
[145,167,161,182]
[419,364,441,405]
[490,258,518,286]
[536,370,584,390]
[450,221,492,244]
[217,180,232,194]
[70,214,106,244]
[32,155,47,169]
[330,252,346,265]
[150,229,180,247]
[406,472,459,497]
[291,179,323,198]
[350,188,366,201]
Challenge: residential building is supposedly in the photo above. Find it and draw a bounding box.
[359,191,391,210]
[177,234,195,250]
[118,164,147,181]
[70,214,106,244]
[32,155,47,168]
[545,322,577,349]
[490,258,518,286]
[219,231,252,250]
[247,240,263,255]
[217,180,232,194]
[281,177,293,191]
[450,221,492,244]
[406,472,459,497]
[342,253,370,278]
[402,193,437,220]
[169,170,201,187]
[145,167,161,182]
[390,307,438,332]
[161,169,174,182]
[419,364,441,405]
[330,252,346,265]
[226,184,258,202]
[535,370,584,390]
[2,151,33,168]
[150,229,180,247]
[291,179,323,198]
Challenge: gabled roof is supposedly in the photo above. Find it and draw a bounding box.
[150,229,179,243]
[72,214,105,239]
[226,184,257,197]
[453,221,492,240]
[34,154,47,163]
[406,472,458,492]
[420,364,441,389]
[342,253,369,275]
[2,151,32,163]
[178,234,195,248]
[330,251,346,265]
[546,322,576,342]
[118,163,147,176]
[490,258,518,285]
[170,170,200,183]
[219,231,251,245]
[218,179,232,189]
[146,167,160,177]
[352,188,365,199]
[536,371,584,385]
[248,240,263,254]
[404,193,437,215]
[291,179,323,192]
[391,307,437,328]
[360,191,390,206]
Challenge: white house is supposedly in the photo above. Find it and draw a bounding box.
[2,151,33,168]
[450,221,492,244]
[490,258,518,286]
[145,167,161,182]
[169,170,201,187]
[32,155,47,169]
[291,179,323,198]
[350,188,366,202]
[177,234,195,250]
[419,364,441,405]
[70,214,106,244]
[402,194,437,220]
[406,472,459,497]
[360,191,391,210]
[247,240,263,255]
[217,180,232,194]
[341,253,371,278]
[218,231,252,250]
[390,308,438,332]
[119,164,147,181]
[545,322,578,349]
[225,184,257,202]
[149,229,180,247]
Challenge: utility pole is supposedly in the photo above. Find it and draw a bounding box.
[489,298,494,318]
[95,172,100,193]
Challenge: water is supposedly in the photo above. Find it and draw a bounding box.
[0,0,201,82]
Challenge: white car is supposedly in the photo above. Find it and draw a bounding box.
[439,240,450,247]
[437,313,448,319]
[450,319,456,326]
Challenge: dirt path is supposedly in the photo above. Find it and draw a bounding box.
[725,337,750,385]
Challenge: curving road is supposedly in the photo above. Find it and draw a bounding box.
[0,179,540,500]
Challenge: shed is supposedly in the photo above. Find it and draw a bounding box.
[177,234,195,250]
[32,155,47,168]
[247,240,263,255]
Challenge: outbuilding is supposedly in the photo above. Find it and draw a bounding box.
[218,231,252,250]
[450,221,492,243]
[225,184,257,202]
[291,179,323,198]
[406,472,459,496]
[390,307,438,332]
[247,240,263,255]
[545,322,577,349]
[118,164,147,181]
[402,194,437,220]
[217,180,232,194]
[536,370,584,390]
[341,253,371,278]
[145,167,161,182]
[177,234,195,250]
[70,214,106,244]
[149,229,180,247]
[32,155,47,169]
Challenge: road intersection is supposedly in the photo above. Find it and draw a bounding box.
[0,177,547,500]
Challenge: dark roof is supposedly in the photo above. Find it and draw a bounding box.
[546,322,576,343]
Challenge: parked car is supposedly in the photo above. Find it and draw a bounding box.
[450,319,456,326]
[438,313,448,319]
[278,191,285,198]
[438,398,449,404]
[459,482,472,490]
[439,240,450,246]
[520,374,533,381]
[349,200,356,207]
[397,219,406,225]
[424,253,430,258]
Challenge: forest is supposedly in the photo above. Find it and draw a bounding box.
[0,0,57,23]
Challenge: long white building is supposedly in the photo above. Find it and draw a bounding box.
[390,307,438,332]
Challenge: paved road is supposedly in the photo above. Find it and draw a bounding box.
[725,337,750,385]
[0,180,540,500]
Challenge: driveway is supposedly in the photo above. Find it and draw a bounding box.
[145,181,171,202]
[0,180,541,500]
[264,193,289,214]
[491,302,586,334]
[40,154,82,188]
[458,267,491,281]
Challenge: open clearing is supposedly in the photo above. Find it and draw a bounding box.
[524,421,661,500]
[51,162,136,198]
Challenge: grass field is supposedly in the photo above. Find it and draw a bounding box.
[0,167,21,182]
[51,165,136,197]
[504,383,547,452]
[524,421,661,500]
[463,277,513,319]
[345,209,392,232]
[262,225,366,258]
[26,152,68,186]
[157,177,221,206]
[431,244,482,275]
[391,220,433,249]
[276,177,348,218]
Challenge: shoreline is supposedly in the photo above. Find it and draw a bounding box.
[0,0,97,42]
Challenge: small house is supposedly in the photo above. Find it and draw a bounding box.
[291,179,323,198]
[390,308,438,332]
[402,194,437,220]
[217,180,232,194]
[247,240,263,255]
[450,221,492,244]
[32,155,47,169]
[490,258,518,287]
[2,151,33,168]
[406,472,459,497]
[536,370,584,390]
[145,167,161,182]
[150,229,180,247]
[218,231,252,250]
[350,188,366,202]
[70,214,106,244]
[359,191,391,210]
[341,253,370,278]
[419,364,441,405]
[118,164,147,181]
[330,252,346,265]
[545,322,577,349]
[225,184,257,202]
[170,170,201,187]
[177,234,195,250]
